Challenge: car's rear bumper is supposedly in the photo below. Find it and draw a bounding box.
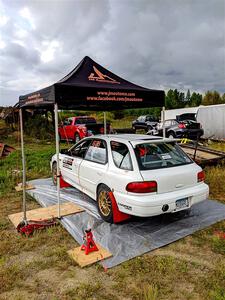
[114,183,209,217]
[176,129,204,139]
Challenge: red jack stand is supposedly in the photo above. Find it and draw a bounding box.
[81,229,99,255]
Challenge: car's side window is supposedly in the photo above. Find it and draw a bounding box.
[165,120,171,127]
[75,119,81,125]
[84,139,107,164]
[110,141,133,171]
[63,119,69,125]
[69,139,92,158]
[138,116,144,122]
[172,120,177,126]
[146,116,153,122]
[66,118,73,125]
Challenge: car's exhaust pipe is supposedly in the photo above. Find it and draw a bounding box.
[162,204,169,212]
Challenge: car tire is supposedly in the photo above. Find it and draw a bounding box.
[168,132,175,139]
[52,162,57,185]
[97,184,114,223]
[74,133,80,143]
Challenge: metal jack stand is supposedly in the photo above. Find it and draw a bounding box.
[81,229,99,255]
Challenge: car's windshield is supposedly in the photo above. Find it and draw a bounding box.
[134,142,192,170]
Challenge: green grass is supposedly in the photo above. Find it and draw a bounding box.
[204,163,225,203]
[0,145,55,196]
[207,141,225,152]
[111,116,135,129]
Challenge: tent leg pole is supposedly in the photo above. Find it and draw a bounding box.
[54,103,61,218]
[162,106,166,138]
[104,111,106,134]
[19,109,27,223]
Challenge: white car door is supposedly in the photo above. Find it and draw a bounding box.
[79,139,108,199]
[61,139,92,189]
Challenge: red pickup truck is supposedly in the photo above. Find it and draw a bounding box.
[58,116,111,143]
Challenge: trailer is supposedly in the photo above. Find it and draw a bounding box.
[180,144,225,166]
[196,104,225,140]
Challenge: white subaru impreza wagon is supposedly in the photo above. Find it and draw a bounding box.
[51,134,209,223]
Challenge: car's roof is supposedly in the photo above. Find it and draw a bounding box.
[137,115,157,119]
[106,134,162,141]
[159,119,176,123]
[91,134,176,144]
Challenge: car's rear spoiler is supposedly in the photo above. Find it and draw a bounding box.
[130,138,180,147]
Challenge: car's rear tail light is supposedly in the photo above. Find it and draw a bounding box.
[197,171,205,182]
[126,181,157,193]
[178,123,186,129]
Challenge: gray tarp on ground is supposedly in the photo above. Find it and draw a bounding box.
[27,178,225,268]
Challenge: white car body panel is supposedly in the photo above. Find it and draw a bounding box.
[51,134,209,218]
[79,160,108,199]
[60,154,82,189]
[140,163,202,194]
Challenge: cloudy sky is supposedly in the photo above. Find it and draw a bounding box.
[0,0,224,106]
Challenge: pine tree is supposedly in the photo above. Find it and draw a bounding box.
[186,89,191,104]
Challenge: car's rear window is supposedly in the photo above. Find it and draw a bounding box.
[134,142,192,170]
[75,118,96,124]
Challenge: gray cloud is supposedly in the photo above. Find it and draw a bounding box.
[0,0,224,106]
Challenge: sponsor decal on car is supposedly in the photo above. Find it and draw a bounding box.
[63,158,74,170]
[118,203,132,211]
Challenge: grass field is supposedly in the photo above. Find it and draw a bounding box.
[0,120,225,300]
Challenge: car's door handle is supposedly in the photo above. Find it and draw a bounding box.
[97,171,102,176]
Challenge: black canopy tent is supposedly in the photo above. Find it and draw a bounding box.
[19,56,164,110]
[19,56,165,222]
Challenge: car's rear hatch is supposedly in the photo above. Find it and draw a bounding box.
[140,163,198,194]
[130,139,199,194]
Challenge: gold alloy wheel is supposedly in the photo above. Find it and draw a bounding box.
[98,191,111,217]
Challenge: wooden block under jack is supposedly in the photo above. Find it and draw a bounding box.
[15,182,35,192]
[68,244,112,268]
[8,202,84,228]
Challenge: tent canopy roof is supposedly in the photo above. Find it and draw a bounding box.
[19,56,165,110]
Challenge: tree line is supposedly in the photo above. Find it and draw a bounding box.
[165,89,225,109]
[122,89,225,118]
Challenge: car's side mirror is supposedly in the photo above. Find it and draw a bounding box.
[60,149,69,154]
